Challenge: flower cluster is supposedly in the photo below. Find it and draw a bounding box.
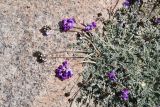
[60,18,96,32]
[137,0,143,5]
[106,69,129,101]
[82,22,97,32]
[106,70,117,81]
[61,18,76,32]
[123,0,132,8]
[55,61,73,80]
[123,0,142,8]
[120,88,129,101]
[154,18,160,25]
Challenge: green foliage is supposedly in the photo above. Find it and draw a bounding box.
[76,1,160,107]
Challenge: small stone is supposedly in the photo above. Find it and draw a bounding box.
[39,25,51,36]
[68,98,74,102]
[64,92,70,97]
[77,82,83,87]
[97,13,102,17]
[33,51,46,63]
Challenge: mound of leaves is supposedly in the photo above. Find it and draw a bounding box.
[76,1,160,107]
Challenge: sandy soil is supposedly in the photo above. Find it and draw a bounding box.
[0,0,124,107]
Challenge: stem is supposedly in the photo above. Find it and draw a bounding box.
[148,0,160,18]
[72,60,96,68]
[69,75,94,107]
[73,61,95,67]
[68,30,81,32]
[69,73,82,92]
[111,0,120,16]
[79,60,96,64]
[74,27,84,29]
[53,50,90,53]
[84,38,101,56]
[50,56,86,58]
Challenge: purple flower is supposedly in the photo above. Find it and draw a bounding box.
[120,89,129,101]
[62,60,68,68]
[66,69,73,77]
[123,0,131,8]
[106,70,117,81]
[61,18,76,32]
[55,61,73,80]
[58,65,64,70]
[123,0,142,8]
[83,22,96,32]
[154,18,160,24]
[137,0,143,5]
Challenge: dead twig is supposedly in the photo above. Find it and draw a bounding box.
[69,74,94,107]
[111,0,120,16]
